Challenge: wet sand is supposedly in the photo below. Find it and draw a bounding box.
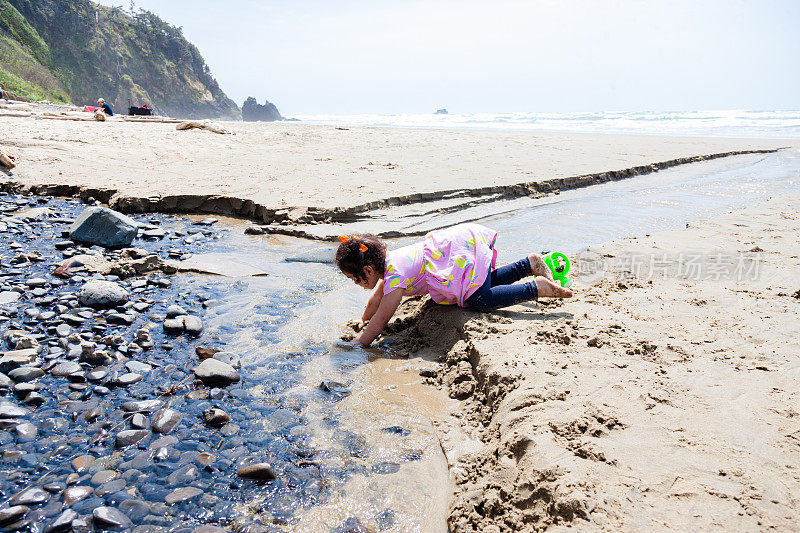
[294,355,454,532]
[386,191,800,531]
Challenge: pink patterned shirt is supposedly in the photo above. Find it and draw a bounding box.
[383,223,498,307]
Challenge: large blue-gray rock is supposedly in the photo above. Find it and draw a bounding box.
[69,207,138,248]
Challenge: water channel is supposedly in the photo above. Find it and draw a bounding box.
[191,147,800,531]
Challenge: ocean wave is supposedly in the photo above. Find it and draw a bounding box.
[293,110,800,138]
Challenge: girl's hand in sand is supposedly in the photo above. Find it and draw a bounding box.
[355,289,403,346]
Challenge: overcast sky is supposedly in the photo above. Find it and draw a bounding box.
[96,0,799,115]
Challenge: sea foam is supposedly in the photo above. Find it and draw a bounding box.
[295,109,800,139]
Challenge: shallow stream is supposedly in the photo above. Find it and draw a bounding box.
[190,147,800,530]
[479,149,800,257]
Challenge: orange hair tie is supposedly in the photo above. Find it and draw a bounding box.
[338,234,368,253]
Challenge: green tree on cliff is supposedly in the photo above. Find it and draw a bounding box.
[0,0,239,119]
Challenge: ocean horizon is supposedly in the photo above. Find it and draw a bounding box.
[293,109,800,139]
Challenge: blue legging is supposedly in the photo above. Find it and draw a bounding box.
[464,257,538,311]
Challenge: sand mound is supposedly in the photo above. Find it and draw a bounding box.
[382,192,800,531]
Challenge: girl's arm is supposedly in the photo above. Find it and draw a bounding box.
[355,289,403,346]
[361,279,384,324]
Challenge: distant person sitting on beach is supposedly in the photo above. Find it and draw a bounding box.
[0,83,6,100]
[97,98,113,116]
[336,223,573,346]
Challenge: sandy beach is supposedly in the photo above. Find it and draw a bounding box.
[1,105,795,218]
[2,106,799,531]
[386,191,800,531]
[2,0,798,528]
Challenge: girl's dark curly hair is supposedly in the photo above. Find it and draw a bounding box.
[334,234,387,283]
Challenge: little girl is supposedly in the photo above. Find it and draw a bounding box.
[335,223,573,346]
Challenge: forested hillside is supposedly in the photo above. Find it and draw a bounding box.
[0,0,240,119]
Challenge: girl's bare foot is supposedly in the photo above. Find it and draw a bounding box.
[534,276,573,298]
[528,253,554,281]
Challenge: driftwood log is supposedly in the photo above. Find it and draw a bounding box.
[123,116,182,124]
[0,112,35,119]
[176,121,232,135]
[0,109,184,123]
[38,115,96,122]
[0,147,16,169]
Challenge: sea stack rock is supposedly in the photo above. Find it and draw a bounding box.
[242,97,282,122]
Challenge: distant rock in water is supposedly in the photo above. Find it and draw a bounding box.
[435,108,448,115]
[242,97,282,122]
